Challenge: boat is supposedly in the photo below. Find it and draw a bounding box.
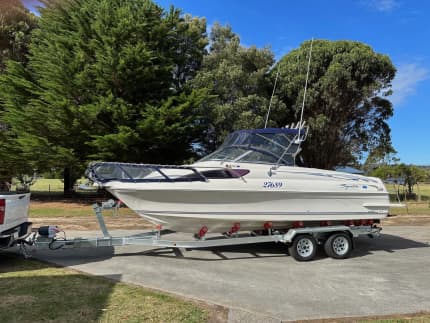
[85,125,390,234]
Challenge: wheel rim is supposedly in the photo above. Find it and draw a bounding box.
[332,236,349,255]
[296,237,314,257]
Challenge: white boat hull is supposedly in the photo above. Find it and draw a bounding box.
[106,163,389,233]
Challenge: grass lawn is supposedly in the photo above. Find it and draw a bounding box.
[31,178,64,192]
[359,314,430,323]
[30,202,96,217]
[0,252,211,323]
[25,178,96,193]
[386,183,430,215]
[29,201,136,218]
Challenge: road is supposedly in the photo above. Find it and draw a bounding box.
[29,226,430,322]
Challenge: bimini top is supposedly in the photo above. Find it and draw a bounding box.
[234,127,302,135]
[200,127,307,166]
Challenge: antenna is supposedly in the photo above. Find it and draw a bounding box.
[297,38,313,141]
[264,66,280,128]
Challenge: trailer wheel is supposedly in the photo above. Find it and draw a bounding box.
[288,234,317,261]
[324,232,353,259]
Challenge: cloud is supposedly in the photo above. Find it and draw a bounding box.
[364,0,400,12]
[391,63,429,106]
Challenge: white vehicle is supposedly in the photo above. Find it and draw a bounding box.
[0,192,32,248]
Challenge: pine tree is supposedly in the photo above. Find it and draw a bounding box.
[0,0,37,191]
[0,0,207,194]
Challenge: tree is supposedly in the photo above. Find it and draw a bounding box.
[0,0,208,194]
[0,0,38,70]
[191,23,279,152]
[0,0,37,191]
[275,40,396,170]
[370,163,428,200]
[398,164,427,199]
[363,145,399,173]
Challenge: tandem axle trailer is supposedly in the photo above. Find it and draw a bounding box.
[19,199,382,261]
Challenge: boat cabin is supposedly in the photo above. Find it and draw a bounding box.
[86,127,307,183]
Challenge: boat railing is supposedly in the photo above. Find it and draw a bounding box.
[272,125,308,169]
[86,162,209,184]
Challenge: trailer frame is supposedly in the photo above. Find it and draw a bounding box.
[19,199,382,261]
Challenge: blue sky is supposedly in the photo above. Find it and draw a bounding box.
[23,0,430,165]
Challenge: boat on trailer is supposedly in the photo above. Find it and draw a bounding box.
[23,39,390,261]
[86,126,389,235]
[20,126,391,262]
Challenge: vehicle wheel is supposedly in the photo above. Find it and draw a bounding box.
[288,234,317,261]
[324,232,353,259]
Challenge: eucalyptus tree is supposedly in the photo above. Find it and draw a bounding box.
[275,39,396,170]
[371,164,428,200]
[191,23,280,152]
[0,0,38,70]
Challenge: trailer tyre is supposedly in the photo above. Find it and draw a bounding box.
[324,232,353,259]
[288,234,317,261]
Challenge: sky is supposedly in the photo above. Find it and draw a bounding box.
[22,0,430,165]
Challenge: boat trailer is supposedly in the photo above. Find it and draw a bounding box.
[19,199,382,261]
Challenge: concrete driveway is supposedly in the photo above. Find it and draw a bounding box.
[29,226,430,322]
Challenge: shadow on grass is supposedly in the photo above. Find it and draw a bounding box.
[0,251,210,323]
[0,252,118,323]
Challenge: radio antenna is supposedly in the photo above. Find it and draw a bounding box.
[264,66,280,128]
[297,38,313,141]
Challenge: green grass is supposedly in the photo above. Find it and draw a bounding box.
[387,183,430,215]
[360,316,430,323]
[11,178,95,193]
[30,178,64,192]
[390,204,430,216]
[29,204,95,217]
[29,203,136,218]
[386,183,430,201]
[0,252,209,323]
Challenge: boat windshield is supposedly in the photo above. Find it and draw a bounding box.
[200,128,303,166]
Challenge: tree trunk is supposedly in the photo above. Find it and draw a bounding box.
[63,167,73,197]
[0,169,11,191]
[0,178,11,192]
[407,181,413,195]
